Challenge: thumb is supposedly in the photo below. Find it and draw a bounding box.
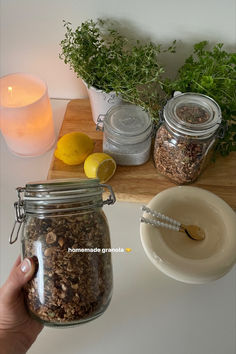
[0,256,35,305]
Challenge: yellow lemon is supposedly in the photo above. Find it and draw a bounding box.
[84,153,116,183]
[55,132,94,165]
[125,248,132,253]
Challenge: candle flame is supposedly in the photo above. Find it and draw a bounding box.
[8,86,13,100]
[8,86,13,98]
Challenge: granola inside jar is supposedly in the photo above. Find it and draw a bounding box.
[11,179,116,327]
[154,92,222,184]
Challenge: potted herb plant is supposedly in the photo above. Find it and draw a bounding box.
[60,19,175,123]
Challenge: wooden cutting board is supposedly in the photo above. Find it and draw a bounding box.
[48,99,236,208]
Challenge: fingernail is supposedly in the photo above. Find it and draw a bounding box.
[20,258,31,273]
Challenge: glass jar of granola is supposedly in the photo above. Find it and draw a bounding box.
[154,92,222,184]
[10,179,116,327]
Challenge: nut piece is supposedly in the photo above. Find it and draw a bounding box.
[61,283,67,291]
[46,232,57,244]
[71,283,79,290]
[58,237,64,248]
[44,247,57,257]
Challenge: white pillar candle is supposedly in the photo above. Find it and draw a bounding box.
[0,73,55,156]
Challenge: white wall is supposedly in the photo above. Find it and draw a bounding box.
[0,0,235,99]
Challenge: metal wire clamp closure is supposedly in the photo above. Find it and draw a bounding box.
[96,114,105,131]
[9,187,26,244]
[101,184,116,205]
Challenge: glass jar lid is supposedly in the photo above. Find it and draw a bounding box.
[16,178,115,214]
[10,179,115,244]
[25,178,101,202]
[163,92,222,138]
[103,104,152,144]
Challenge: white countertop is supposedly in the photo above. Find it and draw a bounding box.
[0,99,235,354]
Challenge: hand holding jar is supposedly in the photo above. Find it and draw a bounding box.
[0,256,43,354]
[10,179,116,327]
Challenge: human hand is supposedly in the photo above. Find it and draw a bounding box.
[0,256,43,354]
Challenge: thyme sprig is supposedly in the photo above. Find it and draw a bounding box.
[60,19,175,119]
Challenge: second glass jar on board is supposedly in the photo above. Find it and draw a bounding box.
[154,92,222,184]
[96,103,152,166]
[10,179,116,327]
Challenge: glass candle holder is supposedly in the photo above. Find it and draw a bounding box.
[0,73,55,156]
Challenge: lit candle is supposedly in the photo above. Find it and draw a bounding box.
[0,73,55,156]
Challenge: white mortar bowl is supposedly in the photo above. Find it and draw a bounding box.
[140,186,236,284]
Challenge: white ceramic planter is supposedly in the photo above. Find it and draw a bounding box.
[83,81,123,124]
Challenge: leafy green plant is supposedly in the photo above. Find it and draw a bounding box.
[161,41,236,156]
[60,19,175,119]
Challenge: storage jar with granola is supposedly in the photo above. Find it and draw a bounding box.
[154,92,222,184]
[10,179,116,327]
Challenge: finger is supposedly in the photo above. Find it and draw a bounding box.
[0,257,35,305]
[13,254,21,267]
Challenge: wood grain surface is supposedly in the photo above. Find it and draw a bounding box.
[48,99,236,208]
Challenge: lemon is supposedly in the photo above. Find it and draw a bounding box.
[84,153,116,183]
[55,132,94,165]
